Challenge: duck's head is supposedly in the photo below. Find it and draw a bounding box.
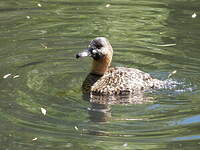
[76,37,113,75]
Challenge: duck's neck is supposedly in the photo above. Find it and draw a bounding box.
[91,56,112,75]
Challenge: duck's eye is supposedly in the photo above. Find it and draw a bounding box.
[90,49,102,60]
[93,52,102,60]
[95,44,103,49]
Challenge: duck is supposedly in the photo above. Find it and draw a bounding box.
[76,37,165,96]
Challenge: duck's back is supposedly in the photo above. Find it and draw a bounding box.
[91,67,164,95]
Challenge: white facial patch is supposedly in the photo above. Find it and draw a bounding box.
[81,51,89,57]
[92,49,97,54]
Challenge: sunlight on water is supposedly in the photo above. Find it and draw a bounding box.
[0,0,200,149]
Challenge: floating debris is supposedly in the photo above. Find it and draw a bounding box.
[41,43,48,49]
[87,107,91,111]
[13,75,20,78]
[105,4,111,8]
[122,118,143,121]
[168,70,177,78]
[65,143,73,148]
[32,137,38,141]
[192,13,197,18]
[123,143,128,147]
[26,16,31,19]
[41,107,47,116]
[156,43,176,47]
[37,3,42,7]
[3,74,11,79]
[74,126,79,131]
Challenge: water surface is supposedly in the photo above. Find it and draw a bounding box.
[0,0,200,149]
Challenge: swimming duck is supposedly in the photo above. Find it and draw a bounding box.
[76,37,165,96]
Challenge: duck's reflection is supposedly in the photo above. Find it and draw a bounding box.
[88,102,111,122]
[83,92,154,122]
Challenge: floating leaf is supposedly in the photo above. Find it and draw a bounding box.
[105,4,110,8]
[123,143,128,147]
[32,137,38,141]
[192,13,197,18]
[13,75,20,78]
[156,44,176,47]
[74,126,78,131]
[3,74,11,79]
[41,43,48,49]
[168,70,177,78]
[37,3,42,7]
[41,107,47,116]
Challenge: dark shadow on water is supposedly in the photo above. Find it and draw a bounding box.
[18,61,46,68]
[18,59,69,68]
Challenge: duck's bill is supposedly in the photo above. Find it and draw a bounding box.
[76,48,93,59]
[76,51,89,58]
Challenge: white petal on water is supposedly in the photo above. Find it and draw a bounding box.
[168,70,177,78]
[74,126,79,131]
[105,4,111,8]
[32,137,38,141]
[123,118,143,121]
[156,43,176,47]
[13,75,20,78]
[123,143,128,147]
[37,3,42,7]
[41,43,48,48]
[87,107,91,110]
[3,74,11,79]
[41,107,47,115]
[192,13,197,18]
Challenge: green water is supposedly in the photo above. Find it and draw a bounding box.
[0,0,200,149]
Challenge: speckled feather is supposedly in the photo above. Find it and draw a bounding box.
[83,67,165,95]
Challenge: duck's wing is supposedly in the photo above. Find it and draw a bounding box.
[91,67,164,95]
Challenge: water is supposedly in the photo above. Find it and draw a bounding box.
[0,0,200,149]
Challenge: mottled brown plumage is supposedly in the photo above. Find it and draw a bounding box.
[76,37,165,98]
[90,67,164,95]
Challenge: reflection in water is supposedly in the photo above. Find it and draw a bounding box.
[81,70,185,123]
[86,94,153,122]
[83,84,155,122]
[90,93,154,105]
[83,74,195,124]
[88,102,111,122]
